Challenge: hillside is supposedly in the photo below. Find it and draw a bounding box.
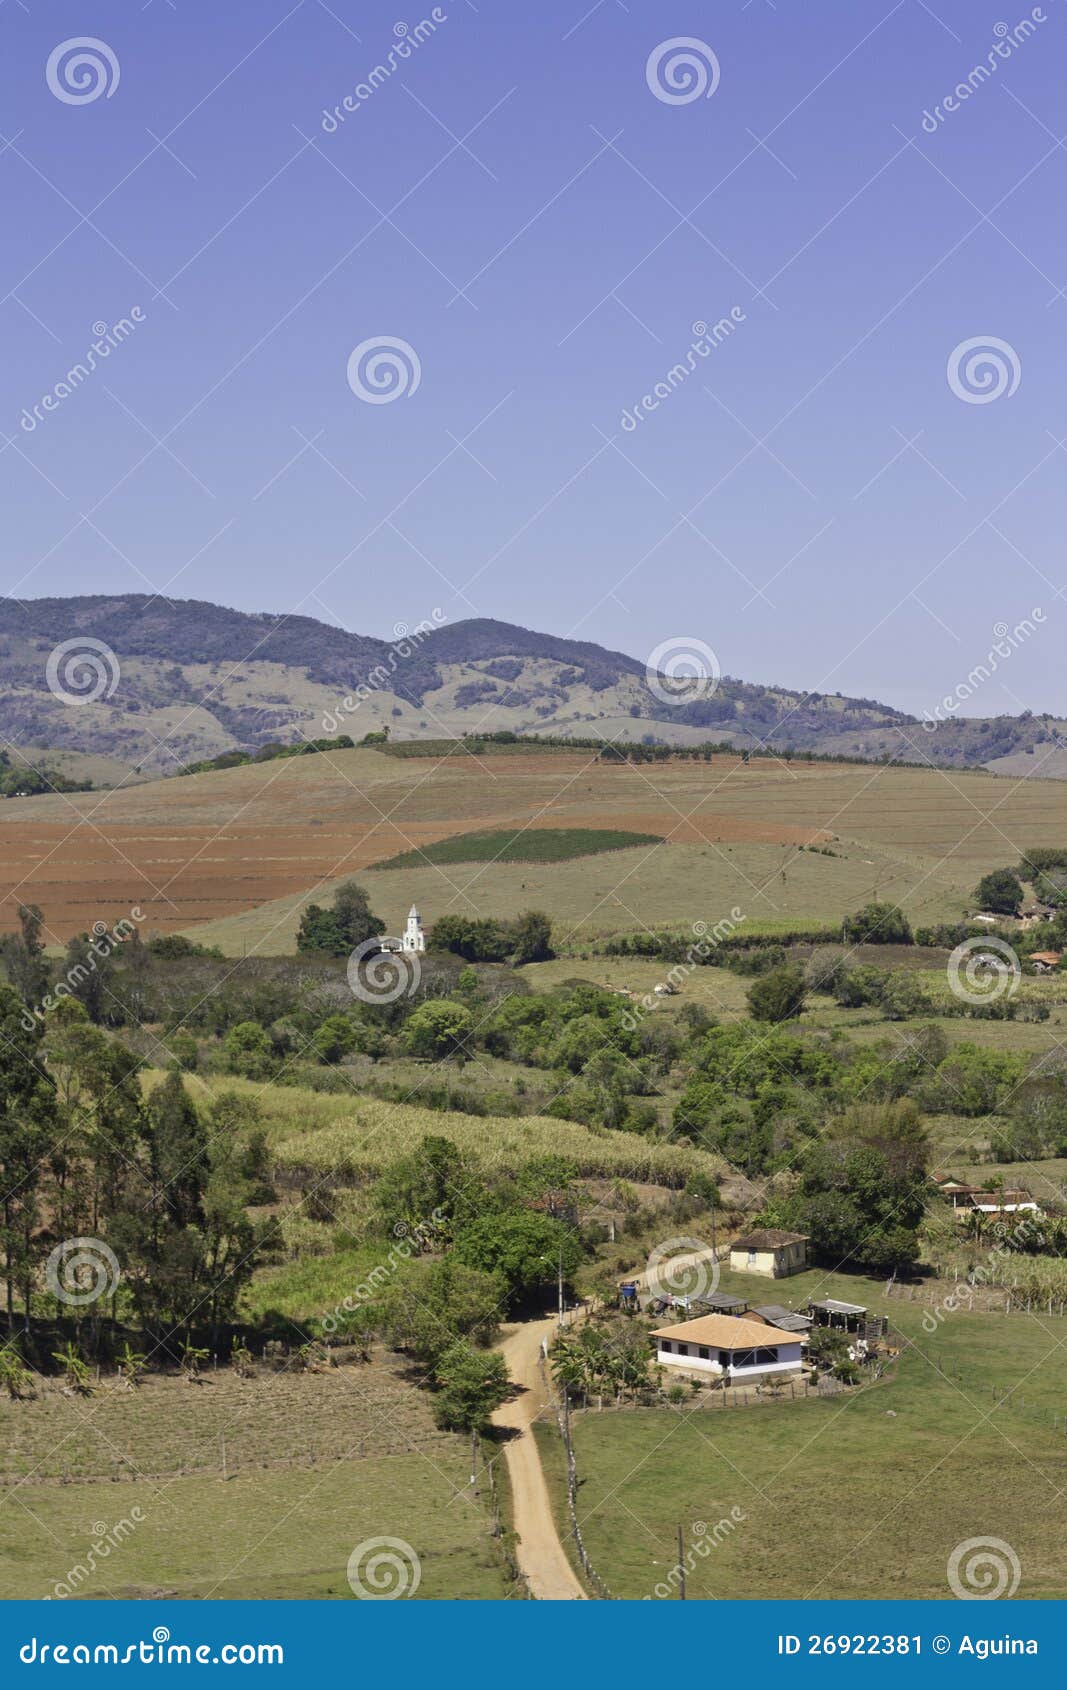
[1,594,1063,778]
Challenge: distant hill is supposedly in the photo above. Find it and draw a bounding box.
[1,594,1063,778]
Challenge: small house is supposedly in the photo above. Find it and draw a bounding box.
[651,1312,804,1384]
[729,1229,809,1279]
[1030,951,1062,974]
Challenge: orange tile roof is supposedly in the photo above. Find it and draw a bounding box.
[650,1312,797,1349]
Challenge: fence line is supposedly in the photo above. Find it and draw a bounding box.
[539,1355,614,1600]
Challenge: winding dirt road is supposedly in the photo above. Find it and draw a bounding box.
[493,1246,723,1599]
[493,1314,587,1601]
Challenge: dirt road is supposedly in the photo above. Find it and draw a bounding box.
[492,1248,723,1600]
[492,1314,587,1601]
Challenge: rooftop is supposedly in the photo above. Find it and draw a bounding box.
[650,1312,797,1350]
[809,1298,867,1316]
[754,1305,813,1333]
[732,1229,809,1250]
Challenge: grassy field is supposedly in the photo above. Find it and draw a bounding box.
[219,1080,726,1187]
[5,746,1065,943]
[0,1362,509,1599]
[539,1263,1067,1600]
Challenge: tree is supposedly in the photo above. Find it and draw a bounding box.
[747,964,807,1024]
[431,1341,509,1431]
[842,902,912,945]
[374,1135,471,1233]
[512,911,553,964]
[225,1020,274,1079]
[0,984,55,1321]
[452,1210,583,1308]
[296,881,382,956]
[403,1000,474,1061]
[147,1072,208,1229]
[973,868,1024,916]
[309,1014,358,1064]
[380,1257,504,1364]
[0,904,50,1007]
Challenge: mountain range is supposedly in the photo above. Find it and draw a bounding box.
[1,595,1064,780]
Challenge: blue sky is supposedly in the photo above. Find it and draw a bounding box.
[1,0,1064,718]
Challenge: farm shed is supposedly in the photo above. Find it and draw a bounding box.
[729,1229,809,1279]
[752,1305,812,1336]
[651,1313,804,1384]
[808,1298,868,1334]
[691,1291,749,1317]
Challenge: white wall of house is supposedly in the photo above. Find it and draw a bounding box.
[656,1339,803,1381]
[728,1242,806,1279]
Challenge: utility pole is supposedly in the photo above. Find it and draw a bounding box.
[677,1525,686,1599]
[558,1240,564,1328]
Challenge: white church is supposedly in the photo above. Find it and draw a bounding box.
[380,906,426,955]
[401,905,426,953]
